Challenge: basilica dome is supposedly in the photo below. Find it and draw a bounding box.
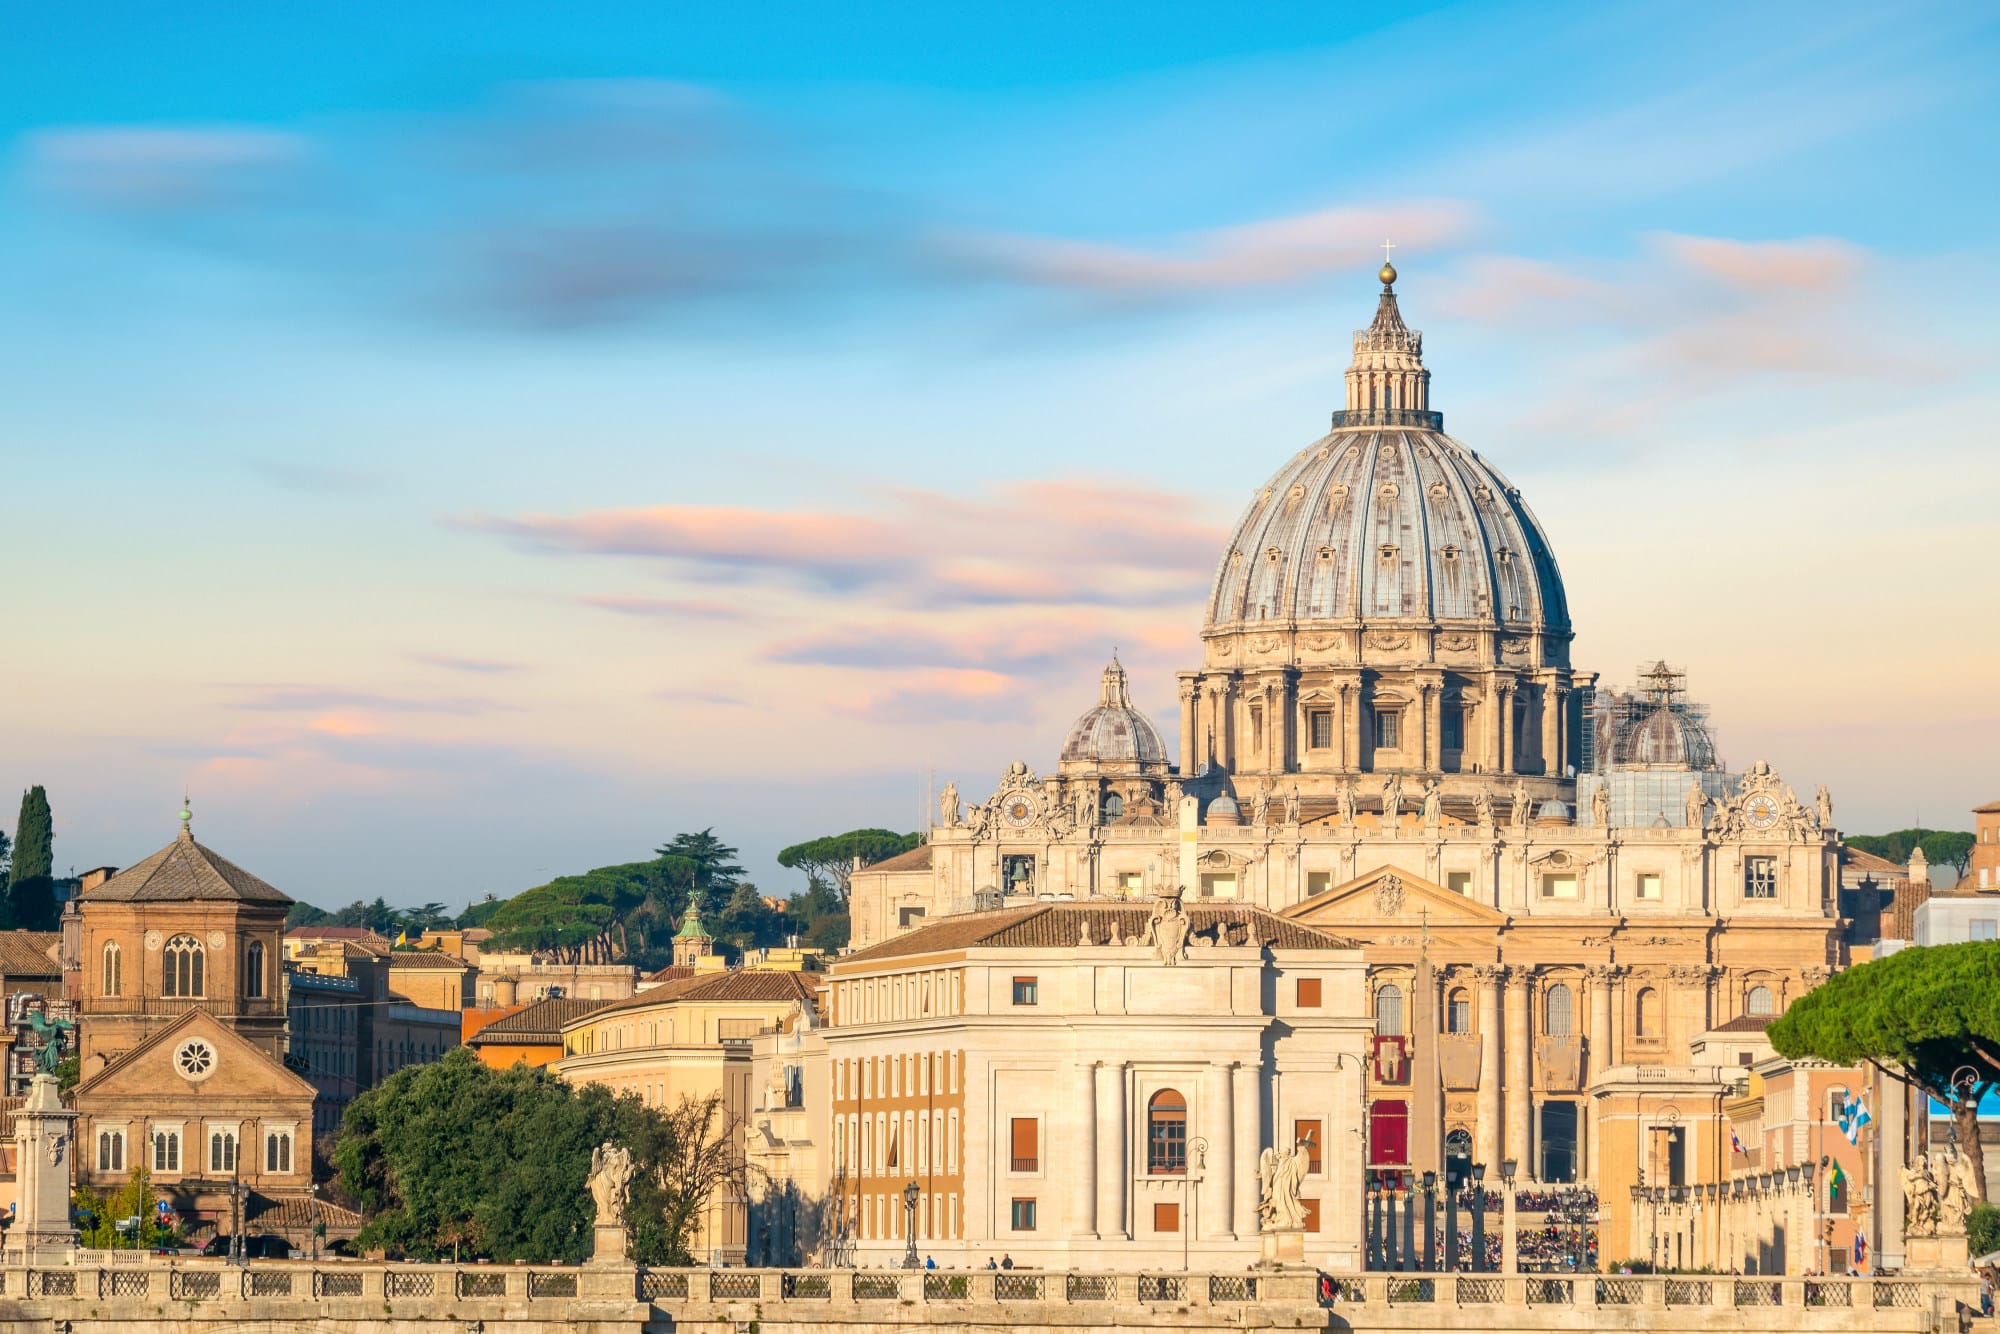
[1203,270,1569,643]
[1059,655,1168,774]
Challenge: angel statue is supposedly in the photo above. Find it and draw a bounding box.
[1258,1136,1314,1231]
[588,1141,635,1229]
[1938,1150,1974,1233]
[24,1004,75,1075]
[1902,1156,1939,1237]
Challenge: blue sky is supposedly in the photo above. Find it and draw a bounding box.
[4,2,1997,906]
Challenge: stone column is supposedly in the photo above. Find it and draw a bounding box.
[1879,1071,1907,1271]
[1179,679,1199,777]
[1342,682,1361,772]
[1422,679,1442,772]
[1497,685,1515,774]
[1232,1063,1260,1238]
[1505,969,1534,1177]
[1205,1063,1235,1240]
[1537,682,1561,777]
[1587,966,1616,1183]
[1074,1061,1099,1238]
[1096,1063,1127,1239]
[1476,966,1504,1170]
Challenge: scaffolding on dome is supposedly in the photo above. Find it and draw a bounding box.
[1578,662,1733,829]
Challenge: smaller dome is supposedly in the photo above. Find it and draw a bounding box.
[1538,799,1572,822]
[1060,654,1168,771]
[1613,705,1717,770]
[1206,793,1241,827]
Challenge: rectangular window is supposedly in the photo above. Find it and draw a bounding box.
[1441,706,1465,751]
[1307,871,1331,896]
[1745,857,1777,899]
[1972,920,1998,941]
[1374,709,1401,750]
[898,906,926,928]
[1447,870,1472,896]
[1295,1120,1323,1174]
[266,1130,292,1173]
[153,1130,179,1173]
[1540,873,1578,900]
[1010,1198,1037,1231]
[1199,873,1237,899]
[1296,978,1322,1008]
[1116,871,1145,896]
[1010,1118,1039,1173]
[1636,872,1662,901]
[1011,976,1038,1006]
[98,1130,124,1173]
[1153,1202,1180,1233]
[1309,709,1334,750]
[1249,705,1264,754]
[1302,1198,1322,1233]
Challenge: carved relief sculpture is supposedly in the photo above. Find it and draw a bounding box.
[1145,889,1192,966]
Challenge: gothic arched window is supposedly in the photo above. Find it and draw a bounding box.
[1546,984,1574,1036]
[101,941,122,997]
[245,940,266,1000]
[163,934,204,998]
[1147,1089,1188,1175]
[1375,983,1404,1036]
[1746,985,1775,1016]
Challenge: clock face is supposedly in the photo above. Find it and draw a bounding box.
[1003,797,1036,828]
[1744,794,1781,830]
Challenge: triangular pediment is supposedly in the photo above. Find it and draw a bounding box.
[74,1008,315,1104]
[1282,864,1511,932]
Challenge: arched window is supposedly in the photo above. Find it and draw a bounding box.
[163,934,204,998]
[1375,984,1404,1036]
[101,941,122,996]
[1546,984,1574,1036]
[1103,792,1124,820]
[245,941,266,999]
[1147,1089,1188,1175]
[265,1130,292,1173]
[1635,987,1659,1039]
[1446,988,1471,1034]
[1746,985,1775,1016]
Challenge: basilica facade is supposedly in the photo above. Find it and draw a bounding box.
[848,264,1845,1264]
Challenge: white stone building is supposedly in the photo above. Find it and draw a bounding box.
[745,899,1371,1270]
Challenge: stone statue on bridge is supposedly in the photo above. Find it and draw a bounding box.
[588,1141,636,1263]
[1258,1136,1314,1232]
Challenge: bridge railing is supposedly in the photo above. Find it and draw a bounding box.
[0,1259,1975,1317]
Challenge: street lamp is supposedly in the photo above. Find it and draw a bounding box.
[1500,1159,1518,1275]
[1421,1171,1437,1273]
[901,1181,920,1270]
[1183,1138,1209,1274]
[1470,1163,1487,1273]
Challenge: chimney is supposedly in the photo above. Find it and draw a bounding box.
[79,867,117,894]
[494,976,519,1007]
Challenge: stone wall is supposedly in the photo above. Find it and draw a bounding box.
[0,1259,1978,1334]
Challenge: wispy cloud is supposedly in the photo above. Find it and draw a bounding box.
[654,687,748,707]
[580,595,748,621]
[939,200,1479,299]
[225,685,520,716]
[462,477,1226,610]
[26,125,307,211]
[407,653,528,676]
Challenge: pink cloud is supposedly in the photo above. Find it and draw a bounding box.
[939,200,1480,296]
[1653,234,1863,292]
[581,594,747,620]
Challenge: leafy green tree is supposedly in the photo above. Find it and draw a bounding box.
[287,901,334,928]
[714,882,786,952]
[1769,941,2000,1200]
[8,785,55,930]
[776,828,919,908]
[1970,1202,2000,1259]
[335,1048,724,1264]
[657,828,744,919]
[458,895,504,928]
[0,826,11,880]
[1846,828,1976,877]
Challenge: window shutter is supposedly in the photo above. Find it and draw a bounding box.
[1010,1117,1038,1171]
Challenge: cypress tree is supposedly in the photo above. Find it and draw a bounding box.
[8,786,55,930]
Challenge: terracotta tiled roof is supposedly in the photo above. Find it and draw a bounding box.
[1839,845,1908,875]
[0,932,61,977]
[642,965,696,985]
[1712,1014,1775,1033]
[386,950,471,969]
[842,902,1357,965]
[285,926,389,942]
[82,830,290,905]
[570,969,820,1023]
[860,844,932,874]
[1974,799,2000,815]
[468,996,607,1043]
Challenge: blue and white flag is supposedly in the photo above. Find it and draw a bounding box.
[1837,1094,1873,1146]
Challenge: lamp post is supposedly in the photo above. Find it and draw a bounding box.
[1421,1171,1437,1272]
[1445,1168,1460,1271]
[901,1181,920,1270]
[309,1182,320,1262]
[1470,1163,1487,1273]
[1501,1158,1519,1275]
[229,1167,244,1267]
[1183,1137,1208,1274]
[1400,1173,1416,1273]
